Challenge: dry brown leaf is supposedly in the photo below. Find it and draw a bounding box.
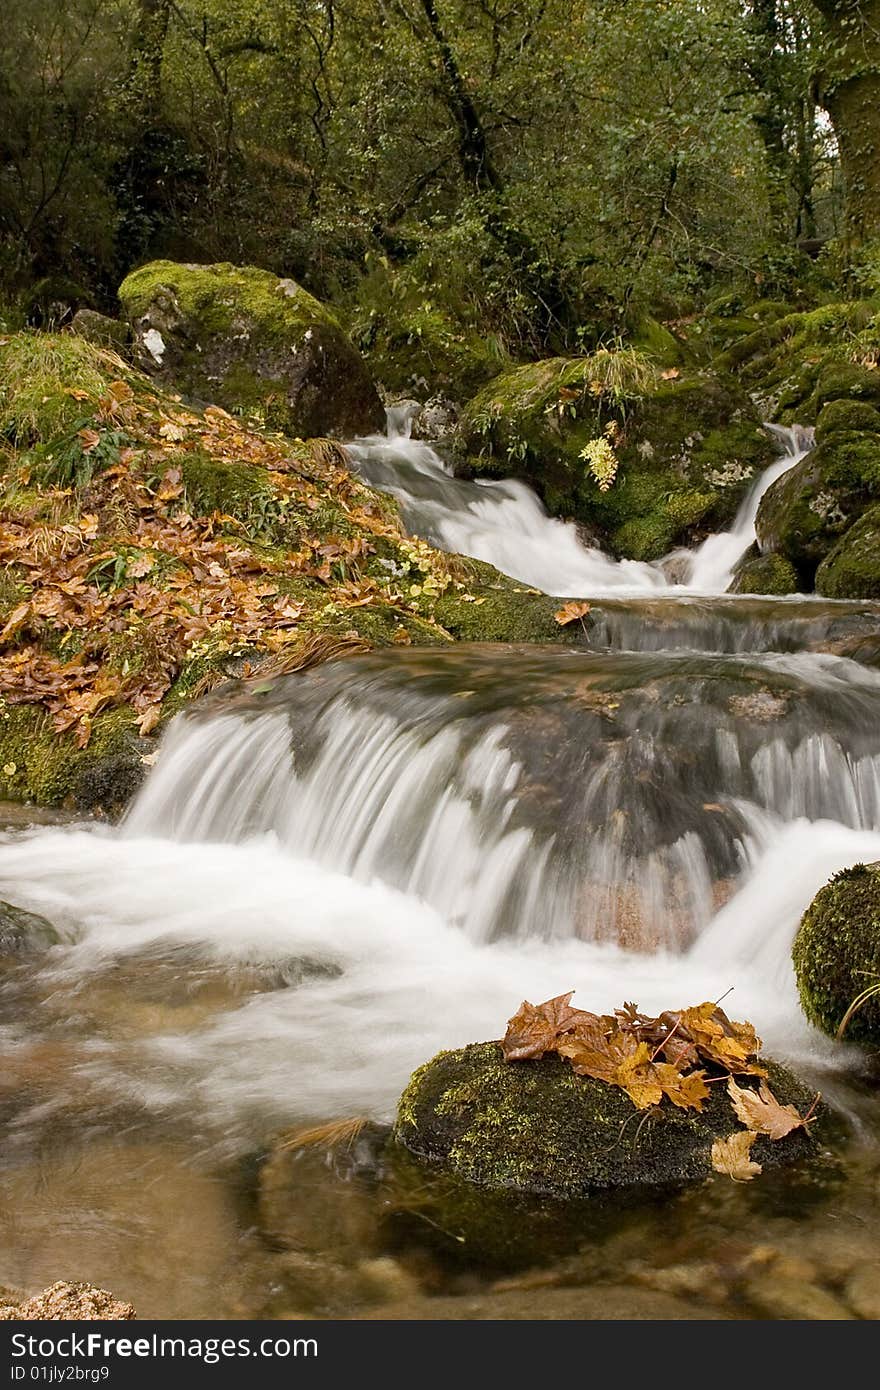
[711,1130,762,1181]
[502,992,587,1061]
[554,600,591,627]
[660,367,680,380]
[726,1077,810,1140]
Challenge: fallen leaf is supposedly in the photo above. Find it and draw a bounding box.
[711,1130,762,1181]
[660,367,680,380]
[655,1063,710,1111]
[726,1077,811,1140]
[554,600,591,627]
[502,991,592,1061]
[78,428,101,453]
[137,705,162,736]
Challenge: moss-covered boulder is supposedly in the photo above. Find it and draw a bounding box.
[728,549,799,596]
[793,863,880,1047]
[119,260,385,439]
[715,299,880,423]
[815,505,880,599]
[755,428,880,589]
[455,355,775,561]
[394,1041,821,1200]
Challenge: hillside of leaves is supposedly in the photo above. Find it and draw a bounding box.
[0,330,558,807]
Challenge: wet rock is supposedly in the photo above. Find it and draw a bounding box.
[743,1272,854,1320]
[844,1262,880,1319]
[0,901,59,956]
[0,1280,136,1320]
[118,260,385,439]
[792,861,880,1045]
[728,549,799,596]
[816,504,880,599]
[394,1041,824,1201]
[413,396,459,442]
[756,425,880,591]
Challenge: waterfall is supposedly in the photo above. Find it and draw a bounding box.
[345,420,811,598]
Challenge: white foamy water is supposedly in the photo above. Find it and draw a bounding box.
[346,422,811,597]
[0,817,873,1134]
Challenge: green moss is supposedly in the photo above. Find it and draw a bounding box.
[793,863,880,1045]
[0,567,31,619]
[0,332,118,447]
[729,550,799,596]
[119,260,341,341]
[457,353,772,559]
[815,505,880,598]
[0,700,146,811]
[816,398,880,441]
[716,299,880,423]
[432,559,565,642]
[755,430,880,586]
[394,1041,822,1199]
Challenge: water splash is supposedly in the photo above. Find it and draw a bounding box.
[346,421,811,598]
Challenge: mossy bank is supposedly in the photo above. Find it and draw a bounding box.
[0,330,570,809]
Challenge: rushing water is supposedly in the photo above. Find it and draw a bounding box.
[2,421,880,1319]
[346,422,813,596]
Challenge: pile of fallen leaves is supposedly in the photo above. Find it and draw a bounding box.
[0,366,464,747]
[502,992,818,1181]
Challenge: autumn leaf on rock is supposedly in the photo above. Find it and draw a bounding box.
[502,992,587,1061]
[677,1002,765,1075]
[726,1077,812,1139]
[614,1040,664,1109]
[654,1063,710,1111]
[554,600,591,627]
[711,1130,762,1181]
[557,1023,620,1085]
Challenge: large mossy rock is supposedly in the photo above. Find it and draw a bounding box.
[815,504,880,599]
[755,403,880,591]
[394,1041,820,1200]
[119,260,385,439]
[455,358,774,561]
[793,863,880,1047]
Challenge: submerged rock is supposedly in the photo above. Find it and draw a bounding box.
[0,900,59,956]
[119,260,385,439]
[793,862,880,1046]
[394,1041,822,1200]
[0,1280,136,1320]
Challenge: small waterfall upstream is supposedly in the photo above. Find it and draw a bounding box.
[346,420,813,597]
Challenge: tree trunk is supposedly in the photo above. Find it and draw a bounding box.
[749,0,792,240]
[812,0,880,247]
[128,0,172,121]
[415,0,571,340]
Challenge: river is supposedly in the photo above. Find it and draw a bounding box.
[1,423,879,1319]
